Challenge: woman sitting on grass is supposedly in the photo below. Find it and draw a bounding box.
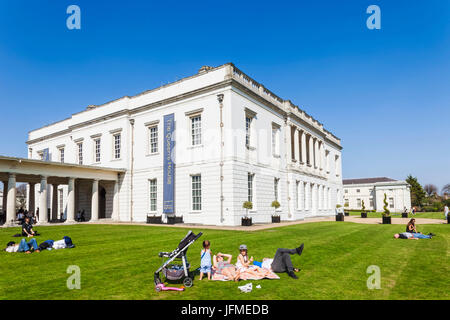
[212,253,240,281]
[406,218,418,233]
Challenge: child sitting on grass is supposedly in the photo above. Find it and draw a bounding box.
[199,240,212,280]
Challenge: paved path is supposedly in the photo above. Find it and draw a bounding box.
[1,216,447,231]
[87,215,447,231]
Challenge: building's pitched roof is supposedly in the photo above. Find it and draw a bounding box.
[343,177,397,185]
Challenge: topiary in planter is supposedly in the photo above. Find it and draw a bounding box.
[271,200,281,222]
[242,201,253,226]
[382,194,391,224]
[361,200,367,218]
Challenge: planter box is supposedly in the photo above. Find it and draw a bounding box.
[361,212,367,218]
[271,216,281,223]
[335,213,344,222]
[382,216,391,224]
[344,210,350,216]
[447,215,450,224]
[402,212,408,218]
[241,217,252,226]
[167,216,184,225]
[147,215,163,224]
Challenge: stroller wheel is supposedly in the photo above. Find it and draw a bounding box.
[155,285,162,292]
[183,277,193,288]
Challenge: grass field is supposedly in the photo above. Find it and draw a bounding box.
[0,222,449,300]
[348,211,445,219]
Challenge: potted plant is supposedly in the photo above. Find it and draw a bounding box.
[402,208,408,218]
[335,204,344,221]
[361,200,367,218]
[271,200,281,223]
[167,215,183,224]
[242,201,253,226]
[382,193,391,224]
[147,214,162,224]
[344,202,350,216]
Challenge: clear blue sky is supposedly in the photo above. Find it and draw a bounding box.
[0,0,449,190]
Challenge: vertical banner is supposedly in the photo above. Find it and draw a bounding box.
[163,113,175,214]
[43,148,50,162]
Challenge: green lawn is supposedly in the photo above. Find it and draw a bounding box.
[348,211,446,220]
[0,222,449,300]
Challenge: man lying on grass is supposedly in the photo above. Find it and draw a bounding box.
[394,232,433,239]
[4,239,40,253]
[253,243,304,279]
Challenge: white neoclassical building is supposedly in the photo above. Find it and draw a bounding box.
[1,63,343,226]
[343,177,411,212]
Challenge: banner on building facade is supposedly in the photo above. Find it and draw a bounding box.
[163,113,175,214]
[42,148,50,161]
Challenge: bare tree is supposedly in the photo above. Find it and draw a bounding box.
[442,183,450,195]
[424,184,438,197]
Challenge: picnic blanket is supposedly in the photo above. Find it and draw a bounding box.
[211,269,280,281]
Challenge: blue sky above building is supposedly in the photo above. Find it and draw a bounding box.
[0,0,448,189]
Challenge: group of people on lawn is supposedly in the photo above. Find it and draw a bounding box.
[3,216,74,253]
[394,218,436,239]
[199,241,304,281]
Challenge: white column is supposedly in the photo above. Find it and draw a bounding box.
[112,180,120,221]
[308,136,313,166]
[91,179,99,222]
[52,184,58,221]
[66,178,76,222]
[321,142,326,171]
[300,130,306,164]
[293,128,299,163]
[2,180,8,214]
[286,124,293,163]
[319,142,323,171]
[6,174,16,225]
[39,176,48,224]
[28,183,36,214]
[313,139,318,169]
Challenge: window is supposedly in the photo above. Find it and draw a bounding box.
[113,134,121,159]
[344,189,348,193]
[191,115,202,146]
[304,182,309,210]
[274,178,279,202]
[192,175,202,211]
[345,199,349,207]
[59,148,65,163]
[389,197,394,209]
[357,198,361,208]
[77,143,83,165]
[272,124,280,156]
[247,173,254,203]
[149,179,157,212]
[326,150,330,172]
[356,189,360,193]
[245,116,252,148]
[37,151,44,161]
[149,126,158,154]
[335,155,340,176]
[370,198,374,207]
[94,139,101,163]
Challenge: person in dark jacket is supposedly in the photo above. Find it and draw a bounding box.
[22,217,37,237]
[270,243,304,279]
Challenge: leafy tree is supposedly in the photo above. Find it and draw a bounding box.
[406,175,426,207]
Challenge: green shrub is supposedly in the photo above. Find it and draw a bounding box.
[383,194,390,217]
[243,201,253,210]
[271,200,280,209]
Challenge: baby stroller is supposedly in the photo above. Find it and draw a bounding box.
[154,230,202,290]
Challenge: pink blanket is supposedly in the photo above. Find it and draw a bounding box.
[211,270,280,281]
